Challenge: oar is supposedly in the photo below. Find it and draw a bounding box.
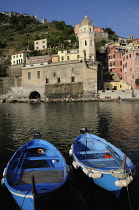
[32,175,37,210]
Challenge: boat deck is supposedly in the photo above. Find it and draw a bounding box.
[17,169,64,185]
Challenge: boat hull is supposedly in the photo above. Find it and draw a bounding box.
[10,190,34,210]
[70,132,135,197]
[2,138,69,209]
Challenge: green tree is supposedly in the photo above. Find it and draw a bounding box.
[135,78,139,86]
[104,27,118,41]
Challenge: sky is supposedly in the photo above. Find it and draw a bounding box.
[1,0,139,39]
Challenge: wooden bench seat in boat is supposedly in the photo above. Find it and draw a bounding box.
[80,158,120,169]
[26,156,59,160]
[76,150,105,154]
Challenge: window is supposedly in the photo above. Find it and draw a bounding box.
[126,55,128,59]
[120,85,122,88]
[120,61,122,65]
[37,71,40,79]
[46,78,49,83]
[77,55,79,59]
[113,55,115,58]
[71,76,75,82]
[132,75,134,79]
[16,55,18,58]
[61,56,64,60]
[36,47,38,49]
[85,40,87,46]
[42,40,45,43]
[120,69,122,72]
[136,53,139,57]
[129,54,131,58]
[28,72,31,80]
[43,46,45,48]
[57,77,60,83]
[67,56,70,60]
[130,68,132,72]
[36,42,38,44]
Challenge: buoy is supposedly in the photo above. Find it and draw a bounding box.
[115,176,133,187]
[69,148,73,156]
[72,161,79,169]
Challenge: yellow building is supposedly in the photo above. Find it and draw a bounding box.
[104,80,130,90]
[103,72,131,90]
[58,49,79,61]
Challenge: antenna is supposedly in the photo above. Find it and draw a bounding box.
[35,8,38,20]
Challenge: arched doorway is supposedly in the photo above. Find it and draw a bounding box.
[29,91,41,99]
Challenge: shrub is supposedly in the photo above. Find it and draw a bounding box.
[135,78,139,86]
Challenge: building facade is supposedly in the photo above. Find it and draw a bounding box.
[94,27,108,42]
[11,52,29,65]
[58,49,79,61]
[107,45,127,79]
[78,15,96,62]
[122,49,139,90]
[34,39,48,51]
[21,60,97,99]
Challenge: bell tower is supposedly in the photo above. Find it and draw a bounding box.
[78,15,96,62]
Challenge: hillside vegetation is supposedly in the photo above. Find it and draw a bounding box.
[0,13,78,56]
[0,13,118,76]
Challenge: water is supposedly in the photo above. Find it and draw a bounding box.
[0,101,139,210]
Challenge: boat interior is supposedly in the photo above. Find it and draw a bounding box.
[75,140,123,170]
[7,148,65,188]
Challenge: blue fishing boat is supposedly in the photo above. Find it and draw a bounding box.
[69,128,136,197]
[1,133,69,209]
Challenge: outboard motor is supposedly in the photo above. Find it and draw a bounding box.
[34,132,42,139]
[80,127,89,134]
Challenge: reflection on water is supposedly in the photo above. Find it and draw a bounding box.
[0,101,139,209]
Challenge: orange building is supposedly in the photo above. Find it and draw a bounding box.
[107,45,127,79]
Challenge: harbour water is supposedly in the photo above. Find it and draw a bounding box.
[0,101,139,210]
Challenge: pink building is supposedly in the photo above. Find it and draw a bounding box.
[122,50,139,89]
[74,24,80,34]
[107,45,126,79]
[94,26,104,33]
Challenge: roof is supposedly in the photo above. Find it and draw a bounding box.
[80,15,92,26]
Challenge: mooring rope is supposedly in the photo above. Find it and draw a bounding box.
[20,190,31,209]
[126,184,132,210]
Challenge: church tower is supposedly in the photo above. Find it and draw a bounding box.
[78,15,96,62]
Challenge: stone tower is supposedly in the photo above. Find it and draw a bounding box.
[78,15,96,62]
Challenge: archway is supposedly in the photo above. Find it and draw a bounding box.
[29,91,41,99]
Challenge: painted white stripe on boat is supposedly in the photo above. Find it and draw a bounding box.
[9,190,33,198]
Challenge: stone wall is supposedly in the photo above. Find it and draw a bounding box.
[98,90,132,98]
[0,77,21,96]
[45,83,83,98]
[7,64,22,77]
